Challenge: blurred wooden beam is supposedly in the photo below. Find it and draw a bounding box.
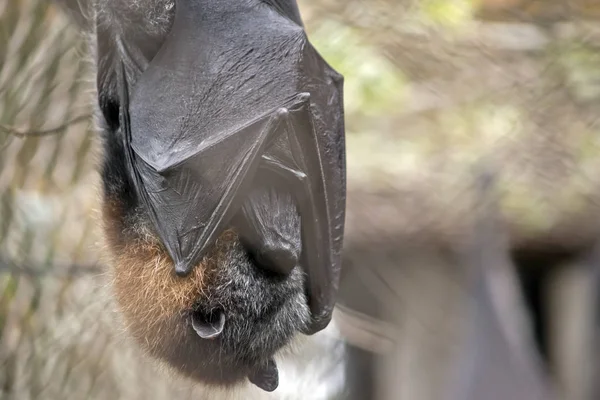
[476,0,600,22]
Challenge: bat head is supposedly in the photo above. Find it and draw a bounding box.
[90,0,336,393]
[101,196,309,389]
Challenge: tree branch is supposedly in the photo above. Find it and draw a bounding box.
[0,114,91,138]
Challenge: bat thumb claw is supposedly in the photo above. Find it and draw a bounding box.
[296,92,310,102]
[174,261,193,277]
[301,312,332,335]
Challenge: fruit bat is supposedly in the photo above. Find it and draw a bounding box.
[111,0,346,391]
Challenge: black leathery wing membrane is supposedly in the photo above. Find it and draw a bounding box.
[118,0,346,336]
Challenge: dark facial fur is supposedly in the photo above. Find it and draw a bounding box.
[91,0,312,388]
[102,172,310,386]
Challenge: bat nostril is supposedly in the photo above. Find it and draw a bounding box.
[256,245,298,275]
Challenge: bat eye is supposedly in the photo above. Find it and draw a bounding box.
[255,245,298,276]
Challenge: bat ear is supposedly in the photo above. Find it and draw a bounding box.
[95,21,121,133]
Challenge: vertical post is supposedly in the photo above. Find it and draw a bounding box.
[445,167,555,400]
[587,243,600,400]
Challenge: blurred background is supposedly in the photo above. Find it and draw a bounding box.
[1,0,600,399]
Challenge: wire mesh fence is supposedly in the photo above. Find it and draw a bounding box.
[1,0,600,399]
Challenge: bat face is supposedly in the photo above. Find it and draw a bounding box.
[103,199,310,388]
[95,0,345,392]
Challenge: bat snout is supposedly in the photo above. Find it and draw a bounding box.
[236,187,303,276]
[254,243,298,275]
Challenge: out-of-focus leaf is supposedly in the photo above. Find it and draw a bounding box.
[557,43,600,102]
[420,0,477,29]
[309,20,408,117]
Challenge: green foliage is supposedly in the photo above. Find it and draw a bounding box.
[309,20,408,118]
[556,42,600,102]
[419,0,477,30]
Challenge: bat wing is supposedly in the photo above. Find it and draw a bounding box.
[128,101,287,276]
[251,95,338,333]
[260,0,304,26]
[116,2,345,333]
[120,66,338,329]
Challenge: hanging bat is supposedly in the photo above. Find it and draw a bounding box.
[94,0,346,393]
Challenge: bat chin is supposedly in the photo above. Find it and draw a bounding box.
[102,200,310,391]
